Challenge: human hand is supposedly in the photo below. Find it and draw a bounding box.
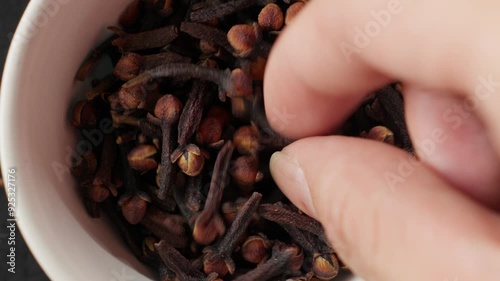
[264,0,500,280]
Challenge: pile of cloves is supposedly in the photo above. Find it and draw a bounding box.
[70,0,412,280]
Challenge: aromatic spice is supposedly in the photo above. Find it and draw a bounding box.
[110,25,179,52]
[193,141,235,245]
[258,4,284,31]
[70,0,413,280]
[155,94,182,199]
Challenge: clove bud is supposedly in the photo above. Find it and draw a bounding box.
[258,4,284,31]
[114,53,143,81]
[119,193,149,225]
[241,234,271,264]
[127,144,159,172]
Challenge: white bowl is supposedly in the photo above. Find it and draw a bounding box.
[0,1,362,280]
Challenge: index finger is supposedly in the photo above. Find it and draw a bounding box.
[264,0,500,145]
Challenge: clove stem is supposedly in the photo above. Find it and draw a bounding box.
[155,240,218,281]
[258,203,324,236]
[203,192,263,275]
[124,63,231,94]
[193,141,234,245]
[158,120,175,199]
[376,85,413,153]
[180,22,234,53]
[110,25,179,52]
[233,244,294,281]
[190,0,276,23]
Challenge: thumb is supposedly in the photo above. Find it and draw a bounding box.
[270,137,500,281]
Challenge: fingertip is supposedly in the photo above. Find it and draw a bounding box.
[269,151,318,218]
[269,136,500,280]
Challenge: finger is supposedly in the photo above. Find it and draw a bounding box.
[270,137,500,281]
[264,0,500,154]
[265,0,391,138]
[403,87,500,208]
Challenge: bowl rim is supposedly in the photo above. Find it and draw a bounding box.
[0,1,153,280]
[1,1,69,279]
[1,0,45,275]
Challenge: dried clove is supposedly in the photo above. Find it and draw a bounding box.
[141,206,188,248]
[139,119,163,139]
[142,183,177,212]
[123,64,253,101]
[231,155,261,193]
[88,184,110,203]
[177,82,207,146]
[375,85,413,152]
[127,144,159,172]
[258,4,284,31]
[227,23,271,58]
[71,100,97,128]
[119,0,143,27]
[70,152,98,184]
[180,22,234,54]
[155,94,182,199]
[193,141,234,245]
[117,82,150,110]
[233,242,303,281]
[86,74,119,100]
[172,175,199,227]
[142,52,192,70]
[233,125,259,155]
[185,175,204,212]
[171,143,207,177]
[70,1,413,279]
[190,0,276,23]
[111,111,141,127]
[151,0,174,17]
[241,234,272,264]
[196,117,224,147]
[114,52,193,82]
[202,192,262,276]
[116,131,138,145]
[93,134,118,195]
[364,125,395,145]
[258,203,326,240]
[281,225,339,280]
[119,192,149,225]
[110,25,179,52]
[114,53,144,81]
[155,240,219,281]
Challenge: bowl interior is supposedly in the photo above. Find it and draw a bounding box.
[0,1,362,280]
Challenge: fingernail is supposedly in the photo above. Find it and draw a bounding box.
[270,151,317,217]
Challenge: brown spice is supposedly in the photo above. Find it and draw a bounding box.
[110,25,179,52]
[193,141,234,245]
[258,4,284,31]
[202,192,262,276]
[70,0,411,279]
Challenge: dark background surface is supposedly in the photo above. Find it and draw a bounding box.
[1,0,50,280]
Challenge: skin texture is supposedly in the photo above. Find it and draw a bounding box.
[264,0,500,280]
